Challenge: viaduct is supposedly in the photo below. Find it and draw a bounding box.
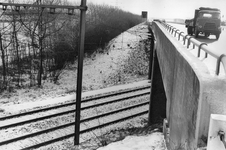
[148,21,226,150]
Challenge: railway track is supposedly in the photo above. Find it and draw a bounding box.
[0,85,150,150]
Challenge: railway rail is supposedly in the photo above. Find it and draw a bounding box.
[0,85,150,150]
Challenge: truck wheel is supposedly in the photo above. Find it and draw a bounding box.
[187,28,190,35]
[187,27,193,35]
[204,33,210,38]
[216,34,220,40]
[194,28,199,38]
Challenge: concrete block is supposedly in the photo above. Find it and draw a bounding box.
[207,114,226,150]
[163,118,170,148]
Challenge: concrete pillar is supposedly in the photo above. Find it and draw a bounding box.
[207,114,226,150]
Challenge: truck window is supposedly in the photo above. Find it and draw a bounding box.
[212,13,221,19]
[202,13,212,18]
[199,13,220,19]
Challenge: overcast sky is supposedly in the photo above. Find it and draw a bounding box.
[71,0,226,20]
[2,0,226,19]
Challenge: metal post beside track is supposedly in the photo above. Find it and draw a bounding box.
[0,0,88,146]
[74,0,87,145]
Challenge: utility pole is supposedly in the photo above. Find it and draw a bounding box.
[74,0,87,145]
[0,0,88,145]
[37,0,43,86]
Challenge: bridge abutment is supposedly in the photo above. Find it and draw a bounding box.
[148,50,167,124]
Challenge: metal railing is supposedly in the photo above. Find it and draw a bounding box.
[157,21,226,75]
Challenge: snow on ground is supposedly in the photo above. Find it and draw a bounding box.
[0,22,150,114]
[0,22,149,109]
[0,22,167,150]
[1,80,150,113]
[97,132,166,150]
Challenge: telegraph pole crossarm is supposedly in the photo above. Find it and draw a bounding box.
[0,3,87,10]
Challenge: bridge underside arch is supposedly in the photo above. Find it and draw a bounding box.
[148,50,167,124]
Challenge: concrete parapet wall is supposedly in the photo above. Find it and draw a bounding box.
[151,22,226,149]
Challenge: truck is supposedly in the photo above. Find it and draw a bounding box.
[185,7,221,40]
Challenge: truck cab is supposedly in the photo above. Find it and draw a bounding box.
[185,7,221,40]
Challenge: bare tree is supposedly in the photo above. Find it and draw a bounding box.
[11,10,23,86]
[0,11,14,90]
[16,0,69,86]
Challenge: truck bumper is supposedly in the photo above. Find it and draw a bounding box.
[198,28,221,35]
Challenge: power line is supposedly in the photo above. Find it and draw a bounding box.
[0,2,86,10]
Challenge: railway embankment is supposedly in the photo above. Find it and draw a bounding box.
[0,22,167,150]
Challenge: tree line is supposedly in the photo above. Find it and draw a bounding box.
[0,0,143,92]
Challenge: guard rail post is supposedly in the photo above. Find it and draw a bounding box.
[174,29,179,37]
[216,54,226,75]
[197,43,207,57]
[178,32,184,41]
[187,37,194,48]
[183,35,189,45]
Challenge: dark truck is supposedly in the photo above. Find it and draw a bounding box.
[185,7,221,40]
